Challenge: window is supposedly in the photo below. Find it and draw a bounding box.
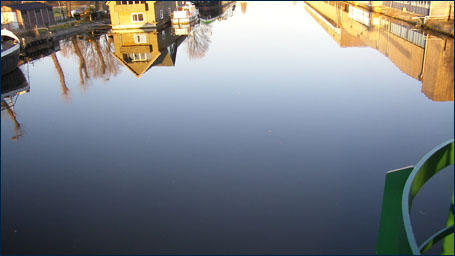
[21,10,27,15]
[35,9,41,13]
[123,52,151,62]
[167,7,171,15]
[118,1,145,5]
[160,9,163,19]
[133,34,146,44]
[161,30,165,40]
[132,13,144,22]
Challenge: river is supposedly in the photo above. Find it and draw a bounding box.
[1,1,453,254]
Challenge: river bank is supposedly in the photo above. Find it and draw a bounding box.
[13,19,111,46]
[346,1,454,37]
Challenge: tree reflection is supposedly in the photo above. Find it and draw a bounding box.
[72,36,89,88]
[51,52,71,103]
[59,31,121,90]
[1,99,22,140]
[186,23,212,59]
[92,34,106,76]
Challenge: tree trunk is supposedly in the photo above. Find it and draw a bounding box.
[72,36,88,85]
[1,100,20,129]
[95,1,103,11]
[92,37,106,75]
[51,52,70,101]
[66,1,72,18]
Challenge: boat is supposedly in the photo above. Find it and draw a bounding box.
[1,67,29,101]
[172,23,195,36]
[171,1,199,25]
[195,1,236,24]
[1,29,21,76]
[1,67,29,141]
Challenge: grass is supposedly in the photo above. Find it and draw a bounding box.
[48,22,75,32]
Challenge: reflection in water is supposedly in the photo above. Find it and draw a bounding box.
[111,26,185,78]
[186,1,236,59]
[108,1,236,75]
[1,2,454,255]
[1,68,30,140]
[239,1,247,14]
[72,36,89,86]
[305,1,454,101]
[59,31,121,90]
[195,1,236,23]
[51,52,70,103]
[186,23,212,59]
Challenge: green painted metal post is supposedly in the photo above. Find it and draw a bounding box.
[377,166,414,255]
[377,139,454,255]
[441,191,454,255]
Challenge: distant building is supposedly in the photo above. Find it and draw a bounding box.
[306,1,454,101]
[106,1,184,31]
[111,25,185,77]
[352,1,454,19]
[1,2,56,30]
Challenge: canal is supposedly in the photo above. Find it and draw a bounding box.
[1,1,453,254]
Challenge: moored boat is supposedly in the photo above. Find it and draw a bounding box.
[1,29,21,76]
[171,1,199,25]
[1,67,29,100]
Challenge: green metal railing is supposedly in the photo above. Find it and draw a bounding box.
[377,139,454,255]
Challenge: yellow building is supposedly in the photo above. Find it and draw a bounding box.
[111,25,185,77]
[305,1,454,101]
[106,1,184,31]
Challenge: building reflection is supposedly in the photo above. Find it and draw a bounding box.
[305,1,454,102]
[1,68,30,140]
[185,1,236,59]
[110,26,186,77]
[109,1,237,77]
[106,1,190,77]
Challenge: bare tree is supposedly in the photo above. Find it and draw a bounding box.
[51,52,70,103]
[95,1,103,11]
[56,32,121,86]
[186,23,212,59]
[72,36,89,87]
[90,32,106,76]
[66,1,72,18]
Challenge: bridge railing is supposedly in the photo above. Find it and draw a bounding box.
[377,139,454,255]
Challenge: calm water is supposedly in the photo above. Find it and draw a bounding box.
[1,2,454,254]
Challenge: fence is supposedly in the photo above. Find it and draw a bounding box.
[384,1,431,16]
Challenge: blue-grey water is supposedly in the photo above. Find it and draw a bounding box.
[1,2,454,254]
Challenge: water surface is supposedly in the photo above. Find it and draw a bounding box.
[1,2,453,254]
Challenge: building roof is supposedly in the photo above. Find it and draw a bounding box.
[6,2,51,11]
